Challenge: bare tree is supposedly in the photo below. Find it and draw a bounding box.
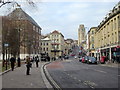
[0,0,36,8]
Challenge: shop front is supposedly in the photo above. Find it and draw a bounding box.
[111,46,120,63]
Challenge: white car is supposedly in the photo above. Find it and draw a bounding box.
[74,56,77,59]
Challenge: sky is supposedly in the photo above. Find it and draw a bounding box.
[0,0,119,40]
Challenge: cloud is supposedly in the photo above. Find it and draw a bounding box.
[0,1,118,40]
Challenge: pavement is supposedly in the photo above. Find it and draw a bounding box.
[1,61,51,89]
[98,61,119,68]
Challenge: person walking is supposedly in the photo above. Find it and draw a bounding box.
[10,56,16,71]
[17,57,21,67]
[35,56,39,68]
[26,56,31,75]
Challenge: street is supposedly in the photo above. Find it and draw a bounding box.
[46,58,119,89]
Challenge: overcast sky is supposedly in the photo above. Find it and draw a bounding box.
[0,0,119,40]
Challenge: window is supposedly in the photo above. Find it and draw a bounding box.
[46,48,48,51]
[92,31,94,34]
[92,37,94,43]
[57,45,59,49]
[118,16,120,28]
[33,26,35,31]
[114,18,116,30]
[43,48,45,51]
[92,44,94,48]
[111,20,113,31]
[46,43,48,45]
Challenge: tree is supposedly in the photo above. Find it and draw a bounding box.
[0,0,36,8]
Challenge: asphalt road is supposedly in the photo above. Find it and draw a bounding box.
[46,58,119,89]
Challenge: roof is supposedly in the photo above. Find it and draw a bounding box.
[51,30,64,38]
[7,8,41,29]
[41,37,50,41]
[51,30,59,34]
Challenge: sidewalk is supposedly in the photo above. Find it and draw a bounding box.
[99,62,119,68]
[2,62,47,88]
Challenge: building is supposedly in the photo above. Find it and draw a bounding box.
[2,7,42,59]
[0,16,2,60]
[64,39,74,55]
[95,2,120,61]
[41,37,52,58]
[88,27,97,57]
[78,24,86,46]
[49,30,65,59]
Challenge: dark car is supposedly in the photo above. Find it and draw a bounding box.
[87,57,97,64]
[41,56,46,61]
[64,55,69,59]
[79,57,83,62]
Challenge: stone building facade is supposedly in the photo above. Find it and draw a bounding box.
[94,2,120,62]
[0,16,2,60]
[2,8,42,59]
[48,30,65,59]
[88,27,97,57]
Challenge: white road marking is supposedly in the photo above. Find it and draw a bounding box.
[74,77,77,79]
[94,69,107,73]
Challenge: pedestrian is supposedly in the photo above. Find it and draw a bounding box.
[26,56,31,75]
[35,56,39,67]
[10,56,16,71]
[17,57,21,67]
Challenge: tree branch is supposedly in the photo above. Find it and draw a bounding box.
[0,1,11,8]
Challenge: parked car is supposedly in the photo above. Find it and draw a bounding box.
[87,57,97,64]
[41,56,46,61]
[84,56,89,63]
[82,56,89,63]
[74,56,77,59]
[71,54,75,56]
[64,55,69,59]
[81,57,85,63]
[79,57,83,62]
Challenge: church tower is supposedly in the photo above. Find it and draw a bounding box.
[78,24,86,46]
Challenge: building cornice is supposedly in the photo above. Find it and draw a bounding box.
[97,6,120,31]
